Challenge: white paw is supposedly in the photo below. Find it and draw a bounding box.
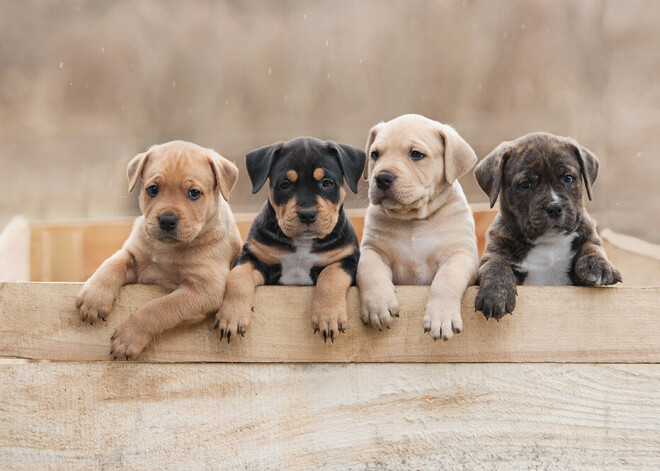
[423,303,462,341]
[359,284,399,330]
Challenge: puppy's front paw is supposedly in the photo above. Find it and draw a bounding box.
[110,319,152,360]
[76,283,114,324]
[214,300,251,344]
[575,256,622,286]
[475,282,517,320]
[423,303,462,341]
[359,284,399,330]
[311,298,348,343]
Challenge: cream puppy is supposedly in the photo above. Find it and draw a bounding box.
[76,140,242,359]
[357,114,479,341]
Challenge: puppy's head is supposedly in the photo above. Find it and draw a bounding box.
[475,132,599,240]
[364,114,477,215]
[246,137,365,239]
[127,140,238,244]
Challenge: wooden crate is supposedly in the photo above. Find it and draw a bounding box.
[1,206,659,470]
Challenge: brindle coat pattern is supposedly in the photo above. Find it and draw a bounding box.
[214,137,365,343]
[474,133,622,320]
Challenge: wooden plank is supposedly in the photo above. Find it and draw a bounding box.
[30,219,134,282]
[23,205,498,282]
[0,216,30,282]
[0,283,657,363]
[602,228,660,286]
[0,363,657,470]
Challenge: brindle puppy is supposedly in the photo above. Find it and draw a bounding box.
[214,137,365,343]
[474,132,621,320]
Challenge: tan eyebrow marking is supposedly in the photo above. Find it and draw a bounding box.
[286,170,298,182]
[313,168,325,181]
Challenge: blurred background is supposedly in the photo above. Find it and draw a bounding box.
[1,0,659,243]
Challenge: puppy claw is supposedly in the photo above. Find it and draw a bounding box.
[213,321,219,330]
[313,328,319,334]
[226,331,231,344]
[240,331,245,337]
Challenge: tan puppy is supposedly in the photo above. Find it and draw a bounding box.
[357,114,479,341]
[76,140,242,359]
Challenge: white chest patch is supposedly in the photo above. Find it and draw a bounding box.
[279,239,320,286]
[520,231,579,286]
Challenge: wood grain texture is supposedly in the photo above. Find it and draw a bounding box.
[0,363,658,470]
[1,282,657,363]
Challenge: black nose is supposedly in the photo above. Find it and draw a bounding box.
[375,172,396,190]
[158,214,179,231]
[297,209,318,224]
[545,202,564,219]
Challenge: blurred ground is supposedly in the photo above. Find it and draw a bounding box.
[1,0,659,243]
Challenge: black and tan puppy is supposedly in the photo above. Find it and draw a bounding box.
[474,132,622,320]
[214,137,366,342]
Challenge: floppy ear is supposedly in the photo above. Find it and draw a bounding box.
[363,122,383,181]
[328,142,366,194]
[208,151,239,202]
[474,141,510,208]
[439,125,478,185]
[245,142,283,194]
[570,141,599,201]
[127,150,151,193]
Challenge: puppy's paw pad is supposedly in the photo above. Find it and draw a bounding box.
[311,305,347,343]
[360,288,399,330]
[76,284,115,324]
[214,302,251,343]
[475,283,516,320]
[424,306,462,341]
[110,321,151,360]
[575,256,622,286]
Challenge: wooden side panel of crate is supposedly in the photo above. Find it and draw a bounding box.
[0,362,658,470]
[1,283,657,363]
[23,206,497,282]
[602,228,660,286]
[0,216,30,282]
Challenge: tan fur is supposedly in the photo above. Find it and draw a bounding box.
[311,262,352,340]
[248,239,290,265]
[286,169,298,182]
[314,189,344,236]
[75,140,242,359]
[268,188,344,239]
[213,261,265,338]
[313,244,355,267]
[357,114,479,340]
[313,168,325,180]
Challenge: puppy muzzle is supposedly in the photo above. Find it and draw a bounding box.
[155,213,181,242]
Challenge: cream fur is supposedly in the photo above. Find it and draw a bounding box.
[357,114,479,340]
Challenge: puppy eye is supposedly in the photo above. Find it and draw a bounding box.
[410,150,426,161]
[563,174,576,184]
[187,189,202,200]
[146,185,159,197]
[519,180,531,190]
[370,150,379,160]
[321,179,334,189]
[279,181,292,190]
